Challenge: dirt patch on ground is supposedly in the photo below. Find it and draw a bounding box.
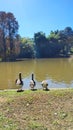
[0,97,7,103]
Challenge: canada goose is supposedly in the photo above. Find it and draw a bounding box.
[15,72,24,92]
[41,80,49,91]
[30,73,36,90]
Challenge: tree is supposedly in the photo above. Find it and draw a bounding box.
[19,37,35,58]
[48,28,73,57]
[34,32,47,58]
[58,27,73,56]
[6,12,19,60]
[0,11,19,61]
[0,12,7,60]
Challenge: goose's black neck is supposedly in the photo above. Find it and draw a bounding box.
[32,73,34,80]
[19,73,22,81]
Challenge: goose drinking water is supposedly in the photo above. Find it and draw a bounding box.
[41,80,49,91]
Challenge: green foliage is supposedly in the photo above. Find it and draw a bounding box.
[34,32,48,58]
[19,37,35,58]
[34,27,73,58]
[48,30,60,40]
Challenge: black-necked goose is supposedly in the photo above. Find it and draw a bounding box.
[15,72,24,92]
[30,73,36,90]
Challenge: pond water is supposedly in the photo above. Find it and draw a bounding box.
[0,58,73,90]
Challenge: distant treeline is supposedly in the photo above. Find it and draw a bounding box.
[0,11,73,61]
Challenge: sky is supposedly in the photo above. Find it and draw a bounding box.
[0,0,73,38]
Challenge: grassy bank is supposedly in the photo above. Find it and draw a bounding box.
[0,89,73,130]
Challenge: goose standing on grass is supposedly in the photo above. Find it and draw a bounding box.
[15,72,24,92]
[30,73,36,90]
[41,80,49,91]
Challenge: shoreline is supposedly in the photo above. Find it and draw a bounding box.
[0,87,72,92]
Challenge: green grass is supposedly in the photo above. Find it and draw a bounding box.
[0,112,18,130]
[0,88,73,130]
